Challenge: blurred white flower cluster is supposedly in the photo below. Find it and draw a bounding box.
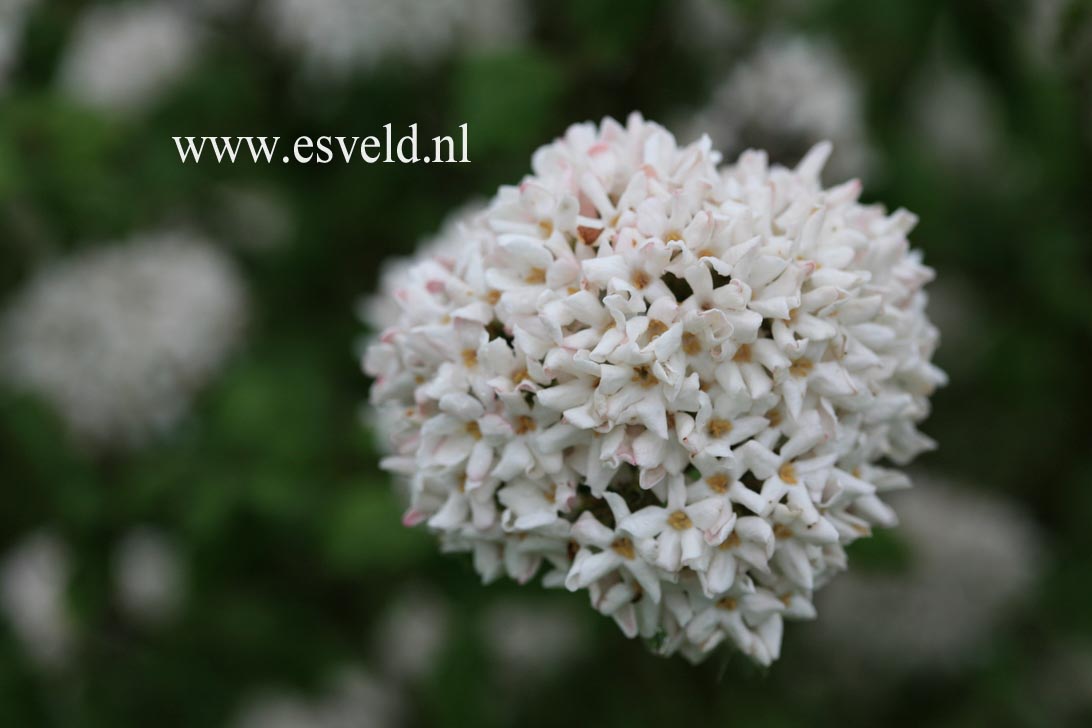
[363,114,944,664]
[233,668,400,728]
[0,0,36,93]
[482,599,584,680]
[267,0,527,78]
[688,37,872,180]
[672,0,745,57]
[0,527,186,670]
[373,586,450,683]
[57,2,203,114]
[114,527,184,625]
[1,231,247,450]
[1023,0,1092,67]
[808,478,1043,675]
[909,59,1001,174]
[0,531,72,669]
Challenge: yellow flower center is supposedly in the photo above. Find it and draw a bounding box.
[631,365,657,389]
[646,319,669,339]
[719,531,741,550]
[707,418,733,439]
[790,358,813,377]
[667,510,692,531]
[706,473,730,494]
[611,537,635,560]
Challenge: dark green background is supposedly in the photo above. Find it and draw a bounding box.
[2,0,1091,726]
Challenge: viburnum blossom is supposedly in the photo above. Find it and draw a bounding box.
[266,0,527,78]
[57,2,202,114]
[362,114,945,665]
[685,37,872,180]
[1,230,247,450]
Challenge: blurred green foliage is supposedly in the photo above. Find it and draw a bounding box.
[1,0,1091,726]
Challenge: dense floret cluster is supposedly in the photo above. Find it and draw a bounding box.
[363,114,944,664]
[1,231,247,450]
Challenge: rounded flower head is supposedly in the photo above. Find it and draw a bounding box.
[266,0,527,79]
[362,114,945,665]
[686,37,871,180]
[0,530,72,669]
[1,230,247,450]
[57,2,202,114]
[113,527,184,625]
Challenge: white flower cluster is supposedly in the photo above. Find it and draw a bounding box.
[233,668,400,728]
[1,230,247,450]
[672,0,745,57]
[373,586,450,684]
[482,600,585,680]
[808,478,1043,676]
[266,0,527,78]
[0,530,72,669]
[360,203,483,340]
[363,114,944,664]
[687,37,871,180]
[113,527,184,625]
[57,2,202,114]
[909,60,1001,173]
[0,0,37,94]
